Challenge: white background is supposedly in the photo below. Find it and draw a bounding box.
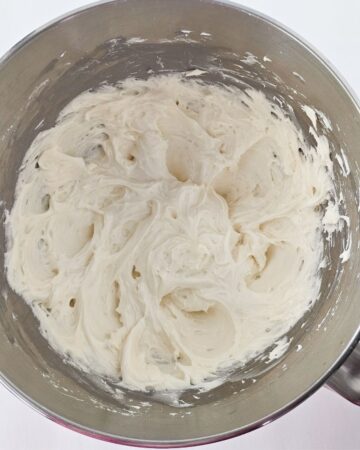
[0,1,359,449]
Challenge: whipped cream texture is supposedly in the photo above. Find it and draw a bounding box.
[6,75,337,391]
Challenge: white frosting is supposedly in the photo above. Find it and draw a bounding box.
[6,75,337,391]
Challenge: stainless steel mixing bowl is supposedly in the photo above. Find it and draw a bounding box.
[0,0,359,447]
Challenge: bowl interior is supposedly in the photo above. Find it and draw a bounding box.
[0,0,359,446]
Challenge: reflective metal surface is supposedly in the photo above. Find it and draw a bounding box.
[328,340,360,405]
[0,0,359,446]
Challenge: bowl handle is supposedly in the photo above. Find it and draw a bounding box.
[326,340,360,405]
